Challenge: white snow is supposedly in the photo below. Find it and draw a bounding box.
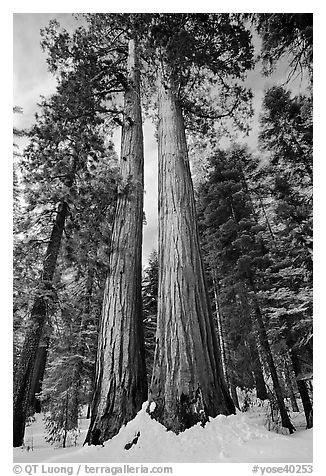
[148,401,156,414]
[13,403,312,463]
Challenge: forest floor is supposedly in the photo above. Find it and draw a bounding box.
[13,402,312,463]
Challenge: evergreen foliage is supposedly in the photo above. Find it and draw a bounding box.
[13,13,313,446]
[196,145,270,394]
[142,251,158,382]
[13,18,120,445]
[249,13,313,81]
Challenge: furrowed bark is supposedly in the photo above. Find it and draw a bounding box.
[13,201,69,447]
[85,38,147,446]
[148,67,235,433]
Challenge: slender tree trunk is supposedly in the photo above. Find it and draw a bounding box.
[249,278,295,434]
[212,274,228,385]
[229,376,240,410]
[248,339,268,400]
[257,192,276,246]
[288,345,313,428]
[28,335,50,413]
[85,38,147,446]
[281,319,313,428]
[283,361,299,412]
[233,285,268,401]
[13,201,69,447]
[70,262,96,428]
[148,67,235,433]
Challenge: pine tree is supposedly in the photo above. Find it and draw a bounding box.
[196,144,295,433]
[257,86,313,428]
[142,251,159,382]
[13,25,120,444]
[39,146,118,438]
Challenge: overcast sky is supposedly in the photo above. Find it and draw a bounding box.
[13,13,307,265]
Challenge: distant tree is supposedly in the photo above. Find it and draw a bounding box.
[142,250,159,382]
[259,86,312,184]
[257,86,313,428]
[13,32,120,445]
[196,144,295,433]
[39,149,117,441]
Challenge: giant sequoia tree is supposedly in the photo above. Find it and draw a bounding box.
[14,13,312,449]
[85,35,147,445]
[145,14,254,431]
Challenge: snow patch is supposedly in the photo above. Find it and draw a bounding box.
[14,403,312,463]
[148,401,156,414]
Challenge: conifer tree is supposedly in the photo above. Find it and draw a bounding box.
[257,86,313,428]
[39,147,117,440]
[249,13,313,82]
[40,15,148,445]
[85,33,147,445]
[146,14,254,432]
[196,144,295,433]
[13,22,121,444]
[142,251,159,382]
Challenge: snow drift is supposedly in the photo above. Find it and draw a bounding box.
[14,402,312,463]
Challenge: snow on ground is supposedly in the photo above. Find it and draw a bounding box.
[14,403,312,463]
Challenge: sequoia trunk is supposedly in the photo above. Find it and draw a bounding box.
[85,38,147,445]
[149,68,235,433]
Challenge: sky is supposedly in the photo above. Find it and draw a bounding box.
[13,13,161,265]
[13,13,308,265]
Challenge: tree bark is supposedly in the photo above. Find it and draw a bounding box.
[281,319,313,428]
[283,360,299,413]
[249,283,295,434]
[148,67,235,433]
[13,201,69,447]
[248,339,268,400]
[229,377,240,410]
[28,335,50,413]
[287,345,313,428]
[85,38,147,446]
[212,274,229,385]
[69,262,96,428]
